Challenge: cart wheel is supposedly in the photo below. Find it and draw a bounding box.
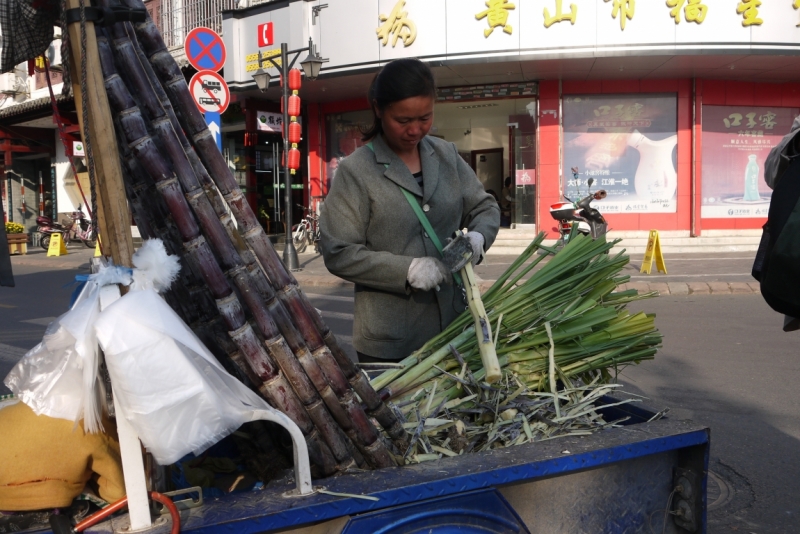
[40,235,51,250]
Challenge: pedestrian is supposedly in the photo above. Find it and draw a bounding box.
[319,58,500,362]
[754,114,800,331]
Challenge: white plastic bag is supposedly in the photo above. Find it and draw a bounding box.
[4,266,132,432]
[95,288,277,465]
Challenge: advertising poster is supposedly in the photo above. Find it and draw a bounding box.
[701,105,798,219]
[326,110,373,186]
[563,95,678,214]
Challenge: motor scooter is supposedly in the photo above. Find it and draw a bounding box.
[37,205,96,250]
[548,167,608,246]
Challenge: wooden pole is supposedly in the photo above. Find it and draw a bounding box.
[66,0,134,267]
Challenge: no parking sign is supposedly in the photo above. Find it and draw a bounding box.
[184,27,226,72]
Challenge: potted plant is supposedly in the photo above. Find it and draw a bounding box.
[5,222,28,255]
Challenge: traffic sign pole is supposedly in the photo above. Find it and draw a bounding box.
[205,112,222,152]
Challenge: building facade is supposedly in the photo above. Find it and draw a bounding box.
[222,0,800,237]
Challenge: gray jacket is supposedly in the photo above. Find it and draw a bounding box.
[320,134,500,360]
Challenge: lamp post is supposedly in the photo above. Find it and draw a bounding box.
[252,38,326,271]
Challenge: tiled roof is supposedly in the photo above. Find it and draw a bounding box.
[0,93,72,121]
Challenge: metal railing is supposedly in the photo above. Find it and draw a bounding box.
[158,0,238,50]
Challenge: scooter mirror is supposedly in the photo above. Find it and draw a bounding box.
[587,177,594,188]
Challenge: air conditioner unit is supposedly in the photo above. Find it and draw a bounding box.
[0,73,17,93]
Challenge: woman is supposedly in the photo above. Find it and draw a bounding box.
[319,59,500,362]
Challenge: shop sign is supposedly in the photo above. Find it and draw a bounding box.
[562,94,678,214]
[437,82,537,102]
[258,22,274,47]
[256,111,302,132]
[700,105,799,219]
[515,168,535,186]
[224,0,800,84]
[72,140,85,157]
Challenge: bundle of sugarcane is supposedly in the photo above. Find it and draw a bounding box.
[369,233,661,458]
[62,2,408,478]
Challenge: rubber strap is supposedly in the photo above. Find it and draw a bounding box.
[366,142,462,286]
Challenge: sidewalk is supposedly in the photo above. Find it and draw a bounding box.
[9,245,761,296]
[290,250,761,296]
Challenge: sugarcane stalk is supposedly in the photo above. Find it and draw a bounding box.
[98,28,390,470]
[122,7,404,445]
[99,35,342,476]
[461,262,501,384]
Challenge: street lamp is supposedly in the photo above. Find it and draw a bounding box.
[252,38,328,272]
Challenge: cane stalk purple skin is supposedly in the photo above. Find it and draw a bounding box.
[124,6,406,448]
[97,29,380,471]
[124,156,293,468]
[97,34,341,476]
[100,23,402,465]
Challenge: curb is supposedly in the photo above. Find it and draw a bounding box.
[617,281,760,296]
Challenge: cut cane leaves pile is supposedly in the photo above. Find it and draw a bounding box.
[369,233,662,463]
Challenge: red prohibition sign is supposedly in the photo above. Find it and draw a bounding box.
[185,27,226,72]
[189,70,230,114]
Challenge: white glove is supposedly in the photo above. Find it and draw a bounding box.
[466,231,485,266]
[407,257,449,291]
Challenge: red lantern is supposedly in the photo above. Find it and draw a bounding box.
[288,95,301,117]
[287,147,301,174]
[288,69,302,92]
[288,121,302,144]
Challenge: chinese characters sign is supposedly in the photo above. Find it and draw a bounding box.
[377,0,417,47]
[563,95,678,214]
[701,105,798,219]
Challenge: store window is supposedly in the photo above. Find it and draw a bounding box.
[433,99,537,227]
[326,110,373,190]
[563,94,677,214]
[701,105,798,219]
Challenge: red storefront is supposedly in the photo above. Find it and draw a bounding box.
[222,0,800,237]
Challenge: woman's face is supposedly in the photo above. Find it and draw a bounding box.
[377,96,435,152]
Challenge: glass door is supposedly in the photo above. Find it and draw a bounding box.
[510,101,537,227]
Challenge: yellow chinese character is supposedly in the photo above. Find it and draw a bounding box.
[794,0,800,27]
[377,0,417,47]
[476,0,515,37]
[605,0,634,31]
[544,0,577,28]
[736,0,762,26]
[666,0,707,24]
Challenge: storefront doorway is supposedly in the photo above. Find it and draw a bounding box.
[432,98,537,228]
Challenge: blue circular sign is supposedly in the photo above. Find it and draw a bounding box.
[184,27,226,72]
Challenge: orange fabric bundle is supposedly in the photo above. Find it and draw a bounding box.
[0,402,125,511]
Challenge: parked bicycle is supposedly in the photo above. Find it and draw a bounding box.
[291,204,321,254]
[36,205,96,250]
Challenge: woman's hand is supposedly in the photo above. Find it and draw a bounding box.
[407,257,450,291]
[466,231,485,266]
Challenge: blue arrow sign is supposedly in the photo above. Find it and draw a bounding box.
[205,112,222,152]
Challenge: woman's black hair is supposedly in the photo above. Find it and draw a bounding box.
[361,58,437,142]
